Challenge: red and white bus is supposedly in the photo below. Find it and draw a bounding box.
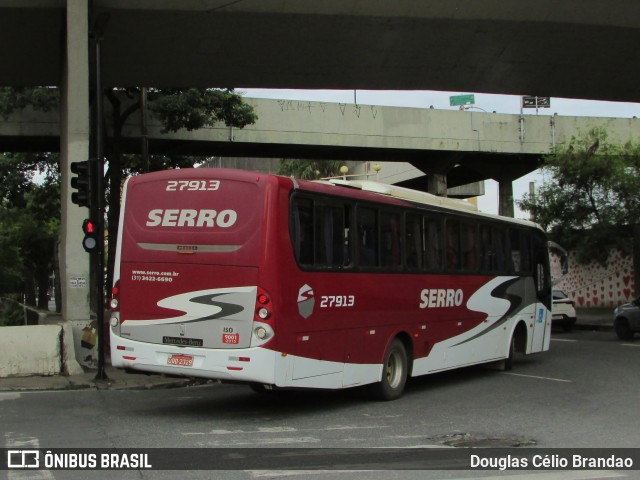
[110,168,553,400]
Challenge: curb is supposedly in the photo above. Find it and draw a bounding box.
[0,371,211,393]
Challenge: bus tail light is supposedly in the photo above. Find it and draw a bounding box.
[255,288,273,322]
[110,281,121,331]
[110,282,120,311]
[252,288,275,346]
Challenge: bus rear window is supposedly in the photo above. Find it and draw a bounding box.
[121,174,263,265]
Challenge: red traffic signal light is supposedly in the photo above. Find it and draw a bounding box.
[82,218,98,252]
[83,219,96,234]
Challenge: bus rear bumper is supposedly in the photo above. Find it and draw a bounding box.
[110,331,277,384]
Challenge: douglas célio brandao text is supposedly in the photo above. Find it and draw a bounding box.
[470,453,634,471]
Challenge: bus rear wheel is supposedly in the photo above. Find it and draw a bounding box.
[369,339,408,401]
[504,335,515,371]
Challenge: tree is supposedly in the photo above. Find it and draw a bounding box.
[277,159,343,180]
[103,88,258,290]
[0,86,257,310]
[518,127,640,264]
[0,87,59,119]
[0,152,60,317]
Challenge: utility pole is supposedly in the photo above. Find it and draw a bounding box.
[141,87,149,172]
[91,13,110,381]
[529,181,537,222]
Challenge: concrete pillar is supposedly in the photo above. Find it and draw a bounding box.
[60,0,91,321]
[427,173,447,197]
[498,179,515,218]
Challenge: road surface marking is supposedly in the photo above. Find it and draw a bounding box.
[248,470,373,478]
[0,393,21,402]
[5,433,55,480]
[183,425,386,436]
[621,343,640,348]
[551,338,577,342]
[502,372,572,383]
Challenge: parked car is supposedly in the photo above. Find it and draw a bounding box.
[613,297,640,340]
[552,290,577,331]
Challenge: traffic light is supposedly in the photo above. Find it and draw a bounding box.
[70,160,91,208]
[82,218,99,253]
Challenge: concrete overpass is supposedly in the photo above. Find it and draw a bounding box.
[3,0,640,324]
[5,95,640,204]
[3,1,640,102]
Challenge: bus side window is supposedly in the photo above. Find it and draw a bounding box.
[405,214,423,269]
[357,206,378,267]
[342,205,352,266]
[521,231,532,274]
[381,210,401,268]
[315,202,351,268]
[292,197,314,265]
[446,220,460,271]
[479,225,494,271]
[509,228,522,274]
[425,217,443,270]
[461,222,477,272]
[494,227,507,272]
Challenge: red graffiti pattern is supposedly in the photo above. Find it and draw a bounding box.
[551,250,635,308]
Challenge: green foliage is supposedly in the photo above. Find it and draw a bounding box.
[104,87,257,291]
[0,86,258,306]
[277,160,344,180]
[119,153,204,176]
[0,87,59,120]
[148,88,258,133]
[518,127,640,264]
[0,296,25,327]
[0,153,60,301]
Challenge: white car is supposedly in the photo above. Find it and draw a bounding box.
[552,290,577,331]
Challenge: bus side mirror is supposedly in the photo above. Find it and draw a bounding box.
[561,255,569,275]
[548,241,569,276]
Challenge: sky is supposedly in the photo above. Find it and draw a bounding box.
[241,88,640,219]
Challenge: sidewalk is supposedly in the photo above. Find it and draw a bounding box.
[0,365,209,392]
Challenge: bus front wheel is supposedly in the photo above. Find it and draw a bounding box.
[369,339,408,401]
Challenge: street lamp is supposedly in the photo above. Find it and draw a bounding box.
[461,106,493,113]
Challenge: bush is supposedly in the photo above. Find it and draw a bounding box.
[0,296,26,326]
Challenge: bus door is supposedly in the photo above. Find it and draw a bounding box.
[531,231,552,352]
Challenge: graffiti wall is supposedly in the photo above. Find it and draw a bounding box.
[552,250,636,308]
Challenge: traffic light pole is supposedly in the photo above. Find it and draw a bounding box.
[92,15,109,381]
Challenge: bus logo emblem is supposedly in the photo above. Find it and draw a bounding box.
[297,284,315,319]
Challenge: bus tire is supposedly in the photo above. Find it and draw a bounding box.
[369,338,408,401]
[504,335,515,371]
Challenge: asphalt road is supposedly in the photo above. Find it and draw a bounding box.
[1,328,639,480]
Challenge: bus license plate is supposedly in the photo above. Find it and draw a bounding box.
[167,354,193,367]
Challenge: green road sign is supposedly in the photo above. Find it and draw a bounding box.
[449,94,475,106]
